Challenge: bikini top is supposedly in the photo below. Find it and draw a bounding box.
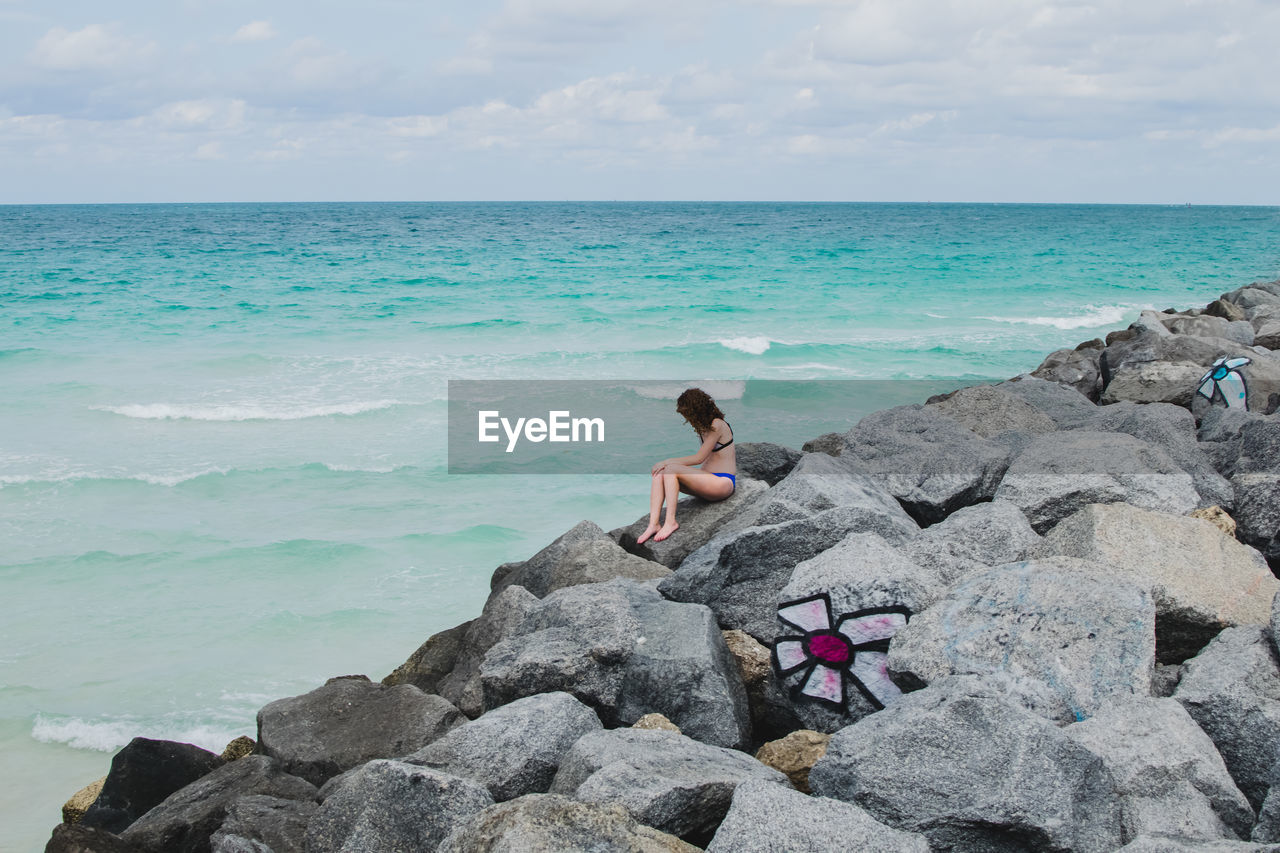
[713,421,734,451]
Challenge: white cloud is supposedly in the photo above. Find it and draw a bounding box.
[30,23,152,71]
[150,99,246,131]
[232,21,276,43]
[194,141,225,160]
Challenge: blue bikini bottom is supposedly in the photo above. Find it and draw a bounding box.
[713,472,736,490]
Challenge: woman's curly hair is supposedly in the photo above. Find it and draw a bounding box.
[676,387,726,439]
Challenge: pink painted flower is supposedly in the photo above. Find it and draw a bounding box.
[773,593,910,710]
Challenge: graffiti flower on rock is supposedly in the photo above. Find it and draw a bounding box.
[1197,356,1251,410]
[773,593,910,710]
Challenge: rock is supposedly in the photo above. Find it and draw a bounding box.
[81,738,226,835]
[549,728,790,842]
[1118,836,1280,851]
[706,780,929,853]
[1102,360,1210,406]
[994,430,1200,533]
[1153,663,1185,697]
[721,629,770,686]
[479,579,752,749]
[1207,299,1249,323]
[771,533,938,730]
[493,520,670,599]
[809,678,1124,853]
[996,376,1099,426]
[1164,314,1257,346]
[256,675,463,786]
[898,499,1041,586]
[927,383,1059,437]
[1175,627,1280,810]
[209,836,269,853]
[382,619,473,694]
[1035,503,1278,662]
[436,585,541,717]
[1032,346,1104,400]
[1064,697,1255,841]
[1226,285,1280,312]
[1257,321,1280,351]
[753,730,830,793]
[118,756,318,853]
[304,761,493,853]
[888,558,1155,722]
[658,453,919,639]
[632,713,680,732]
[208,795,316,853]
[1193,506,1238,537]
[1237,418,1280,475]
[62,777,105,824]
[404,691,602,801]
[1254,786,1280,843]
[841,404,1015,524]
[802,432,845,456]
[612,478,768,569]
[218,738,255,763]
[438,794,699,853]
[735,442,803,485]
[45,823,141,853]
[1233,474,1280,572]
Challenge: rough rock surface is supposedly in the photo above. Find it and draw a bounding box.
[492,520,670,598]
[801,432,845,455]
[45,824,142,853]
[632,713,680,732]
[118,756,318,853]
[1233,473,1280,571]
[81,738,226,834]
[382,619,473,694]
[753,730,830,793]
[305,761,493,853]
[1064,697,1255,841]
[734,442,803,485]
[438,794,699,853]
[207,795,316,853]
[1034,503,1278,662]
[994,430,1200,532]
[612,478,768,569]
[888,557,1155,722]
[809,678,1125,853]
[435,585,541,717]
[1175,627,1280,810]
[62,777,106,825]
[549,728,790,842]
[1193,505,1239,537]
[925,383,1059,437]
[405,691,602,801]
[996,376,1099,426]
[479,579,751,749]
[1032,346,1104,401]
[256,675,463,786]
[707,780,930,853]
[897,499,1041,587]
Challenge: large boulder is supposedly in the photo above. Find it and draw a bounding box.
[208,795,316,853]
[611,477,769,569]
[305,761,493,853]
[436,585,542,717]
[255,675,463,786]
[809,678,1125,853]
[1101,360,1208,406]
[734,442,803,485]
[45,824,141,853]
[438,794,698,853]
[80,738,225,834]
[549,728,790,843]
[706,780,930,853]
[897,499,1042,587]
[382,619,473,694]
[1234,473,1280,571]
[887,558,1155,722]
[1064,697,1255,841]
[479,579,751,749]
[1031,346,1104,401]
[491,520,670,599]
[925,383,1059,437]
[118,756,318,853]
[1034,503,1278,662]
[994,430,1200,533]
[1163,314,1257,346]
[658,452,919,640]
[840,404,1016,524]
[995,376,1099,426]
[405,691,602,801]
[1175,627,1280,810]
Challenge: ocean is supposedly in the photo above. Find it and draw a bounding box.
[2,202,1277,849]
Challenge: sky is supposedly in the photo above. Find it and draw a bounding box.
[0,0,1277,204]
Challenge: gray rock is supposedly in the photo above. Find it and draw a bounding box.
[735,442,803,485]
[1164,314,1257,346]
[480,580,751,749]
[1256,321,1280,351]
[659,453,919,640]
[255,675,463,786]
[1206,298,1249,323]
[209,836,270,853]
[492,520,670,600]
[549,728,790,841]
[1119,837,1280,851]
[995,376,1099,426]
[802,432,845,456]
[81,738,226,834]
[437,585,541,717]
[1064,697,1254,841]
[381,619,472,694]
[1176,627,1280,810]
[1226,285,1280,312]
[809,678,1125,853]
[1254,786,1280,843]
[119,756,318,853]
[927,383,1060,437]
[1034,503,1278,663]
[612,477,768,569]
[898,499,1042,586]
[841,404,1015,524]
[706,780,929,853]
[994,430,1200,533]
[404,692,602,801]
[45,824,142,853]
[1237,418,1280,475]
[1102,360,1210,406]
[304,761,493,853]
[438,793,699,852]
[208,795,316,853]
[1232,475,1280,573]
[1154,663,1186,698]
[1032,346,1104,400]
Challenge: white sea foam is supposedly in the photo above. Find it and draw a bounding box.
[979,304,1143,330]
[625,380,747,401]
[0,467,228,488]
[93,400,404,421]
[31,713,239,753]
[717,336,773,355]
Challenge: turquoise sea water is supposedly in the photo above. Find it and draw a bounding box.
[2,202,1278,849]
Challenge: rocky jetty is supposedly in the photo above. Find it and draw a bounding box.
[48,280,1280,852]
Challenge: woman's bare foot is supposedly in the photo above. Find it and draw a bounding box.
[654,521,679,542]
[635,523,661,545]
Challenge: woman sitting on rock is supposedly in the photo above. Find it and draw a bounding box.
[637,387,737,544]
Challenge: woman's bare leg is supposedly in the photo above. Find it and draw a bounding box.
[636,474,665,545]
[655,473,681,541]
[653,466,733,541]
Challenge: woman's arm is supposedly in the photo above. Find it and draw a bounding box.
[652,430,721,474]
